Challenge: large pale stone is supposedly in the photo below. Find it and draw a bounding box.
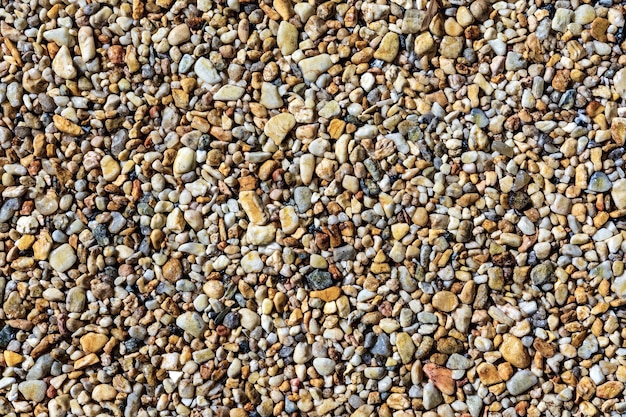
[264,113,296,145]
[277,21,298,56]
[246,223,276,245]
[279,206,299,234]
[52,45,77,79]
[49,243,77,273]
[213,85,245,101]
[173,147,196,176]
[298,54,333,82]
[92,384,117,402]
[176,312,206,338]
[195,57,221,84]
[612,179,626,209]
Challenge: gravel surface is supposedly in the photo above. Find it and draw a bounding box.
[1,0,626,416]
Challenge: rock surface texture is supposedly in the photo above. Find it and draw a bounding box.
[0,0,626,416]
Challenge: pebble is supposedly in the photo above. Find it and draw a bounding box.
[1,1,625,416]
[176,312,206,338]
[612,179,626,209]
[167,24,190,46]
[506,370,538,395]
[277,21,298,56]
[312,358,335,376]
[264,113,296,145]
[239,191,268,225]
[92,384,117,402]
[51,46,76,79]
[306,270,333,290]
[80,333,109,353]
[588,172,611,192]
[431,291,458,312]
[614,68,626,99]
[213,85,245,101]
[299,54,333,82]
[239,308,260,330]
[18,380,47,403]
[195,57,221,84]
[374,32,399,62]
[423,382,443,410]
[241,251,264,273]
[395,332,415,364]
[531,262,554,286]
[260,82,283,109]
[173,147,196,176]
[293,343,312,364]
[500,335,531,368]
[49,243,77,273]
[78,27,96,61]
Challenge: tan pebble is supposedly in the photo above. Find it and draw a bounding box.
[92,384,117,402]
[373,32,399,62]
[477,362,502,385]
[162,258,183,282]
[74,353,100,369]
[596,381,624,399]
[310,287,342,302]
[239,190,269,225]
[590,17,609,42]
[80,333,109,353]
[497,362,514,380]
[414,32,435,56]
[53,115,82,136]
[264,113,296,145]
[4,350,24,366]
[203,280,225,299]
[431,291,458,312]
[274,0,294,20]
[395,332,416,364]
[499,335,531,369]
[391,223,410,240]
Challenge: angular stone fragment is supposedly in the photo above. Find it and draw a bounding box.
[500,335,531,368]
[176,312,206,338]
[53,115,82,136]
[612,179,626,209]
[423,363,455,395]
[80,333,109,353]
[264,113,296,145]
[299,54,333,83]
[306,269,333,290]
[239,190,269,225]
[374,32,399,62]
[52,45,77,79]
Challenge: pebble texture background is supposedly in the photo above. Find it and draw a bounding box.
[1,0,626,416]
